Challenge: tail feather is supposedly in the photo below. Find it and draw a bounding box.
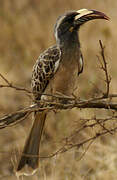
[16,111,46,176]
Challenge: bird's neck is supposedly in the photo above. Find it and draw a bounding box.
[57,31,80,51]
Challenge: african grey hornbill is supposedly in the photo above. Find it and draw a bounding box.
[16,9,109,176]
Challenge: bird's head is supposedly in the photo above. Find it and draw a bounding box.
[54,9,109,44]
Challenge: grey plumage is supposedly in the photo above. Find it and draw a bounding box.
[16,9,109,177]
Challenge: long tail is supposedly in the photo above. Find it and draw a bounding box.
[16,111,46,177]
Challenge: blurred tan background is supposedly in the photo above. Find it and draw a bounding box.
[0,0,117,179]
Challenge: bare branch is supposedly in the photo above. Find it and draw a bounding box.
[16,121,117,159]
[0,97,117,129]
[0,111,31,129]
[0,73,31,94]
[0,73,11,85]
[95,117,113,135]
[0,115,117,160]
[99,40,111,97]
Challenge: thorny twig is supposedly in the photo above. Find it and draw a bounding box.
[62,115,117,142]
[0,115,116,160]
[10,118,117,159]
[95,117,113,135]
[0,73,31,94]
[0,98,117,129]
[98,40,111,97]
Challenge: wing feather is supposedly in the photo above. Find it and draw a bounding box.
[78,51,83,75]
[31,45,61,100]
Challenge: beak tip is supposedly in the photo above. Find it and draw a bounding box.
[91,9,109,21]
[104,15,110,21]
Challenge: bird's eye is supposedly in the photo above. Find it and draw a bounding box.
[66,16,75,23]
[63,14,76,24]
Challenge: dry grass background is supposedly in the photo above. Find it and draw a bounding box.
[0,0,117,179]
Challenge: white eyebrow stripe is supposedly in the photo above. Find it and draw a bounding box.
[75,9,93,20]
[54,15,66,42]
[56,16,66,28]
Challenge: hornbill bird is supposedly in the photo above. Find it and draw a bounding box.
[16,9,109,176]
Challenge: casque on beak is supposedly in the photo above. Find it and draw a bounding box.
[74,9,109,25]
[84,9,109,20]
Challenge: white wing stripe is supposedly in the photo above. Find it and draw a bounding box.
[54,59,60,73]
